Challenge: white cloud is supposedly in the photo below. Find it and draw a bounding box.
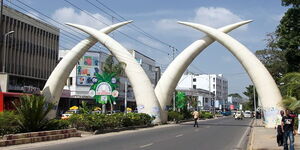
[190,7,247,30]
[153,7,247,40]
[51,7,111,30]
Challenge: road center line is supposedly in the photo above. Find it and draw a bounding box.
[140,143,153,148]
[175,134,183,137]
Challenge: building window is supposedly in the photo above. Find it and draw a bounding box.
[148,64,152,71]
[205,98,208,103]
[69,77,73,86]
[193,78,196,82]
[213,84,215,89]
[193,85,196,89]
[213,78,215,82]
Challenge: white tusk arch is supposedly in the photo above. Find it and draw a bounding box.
[42,21,132,118]
[155,20,252,122]
[66,23,162,124]
[178,21,282,128]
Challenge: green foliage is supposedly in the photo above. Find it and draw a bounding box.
[79,101,91,114]
[281,0,300,7]
[46,119,70,130]
[255,33,288,84]
[13,95,55,132]
[242,85,258,111]
[276,7,300,72]
[168,111,184,122]
[102,55,126,76]
[68,113,153,131]
[281,96,300,113]
[175,92,187,109]
[280,72,300,99]
[228,93,242,98]
[0,111,20,136]
[200,111,213,119]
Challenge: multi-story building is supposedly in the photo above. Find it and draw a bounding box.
[129,50,157,86]
[58,49,160,113]
[177,73,228,110]
[0,6,59,111]
[176,73,215,111]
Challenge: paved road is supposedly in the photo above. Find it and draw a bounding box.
[15,117,252,150]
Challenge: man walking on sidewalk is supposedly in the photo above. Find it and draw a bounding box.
[193,110,199,128]
[281,109,296,150]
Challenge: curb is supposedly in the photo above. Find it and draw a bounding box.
[0,129,81,147]
[247,119,255,150]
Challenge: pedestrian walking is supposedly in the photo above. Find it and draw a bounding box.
[281,109,296,150]
[276,110,284,146]
[192,110,199,127]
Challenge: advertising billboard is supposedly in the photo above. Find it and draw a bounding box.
[76,52,100,86]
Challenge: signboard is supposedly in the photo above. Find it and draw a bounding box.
[89,72,119,104]
[230,104,234,110]
[76,52,100,86]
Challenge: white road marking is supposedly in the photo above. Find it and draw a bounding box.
[175,134,183,137]
[140,143,153,148]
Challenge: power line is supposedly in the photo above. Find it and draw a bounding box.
[92,0,173,48]
[64,0,170,55]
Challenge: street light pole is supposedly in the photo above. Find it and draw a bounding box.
[124,81,127,113]
[2,31,14,72]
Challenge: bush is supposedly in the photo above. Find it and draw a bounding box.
[182,110,193,119]
[168,111,184,122]
[68,113,154,131]
[13,95,55,132]
[0,111,20,136]
[46,119,70,130]
[200,111,213,119]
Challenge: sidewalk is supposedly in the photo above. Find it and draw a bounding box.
[249,119,300,150]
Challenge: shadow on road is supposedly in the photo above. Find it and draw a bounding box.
[180,122,251,127]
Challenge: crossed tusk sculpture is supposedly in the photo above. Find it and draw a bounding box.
[42,20,282,128]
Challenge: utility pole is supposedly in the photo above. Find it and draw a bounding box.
[124,81,127,113]
[253,85,256,116]
[0,0,4,64]
[172,46,176,111]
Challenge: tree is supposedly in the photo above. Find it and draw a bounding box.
[102,55,126,76]
[228,93,242,98]
[280,72,300,99]
[281,0,300,7]
[242,85,258,111]
[276,2,300,72]
[101,55,126,113]
[255,33,288,84]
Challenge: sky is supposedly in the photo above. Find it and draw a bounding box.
[5,0,289,97]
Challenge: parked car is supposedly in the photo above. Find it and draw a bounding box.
[234,111,244,120]
[221,111,231,116]
[244,110,252,118]
[61,109,80,119]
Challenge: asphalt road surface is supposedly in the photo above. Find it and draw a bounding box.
[15,117,253,150]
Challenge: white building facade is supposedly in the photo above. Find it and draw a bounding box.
[177,73,228,110]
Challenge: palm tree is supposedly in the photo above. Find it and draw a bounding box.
[13,95,54,132]
[280,72,300,113]
[101,55,126,114]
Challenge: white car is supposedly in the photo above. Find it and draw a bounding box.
[234,111,244,120]
[244,110,252,118]
[61,109,80,119]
